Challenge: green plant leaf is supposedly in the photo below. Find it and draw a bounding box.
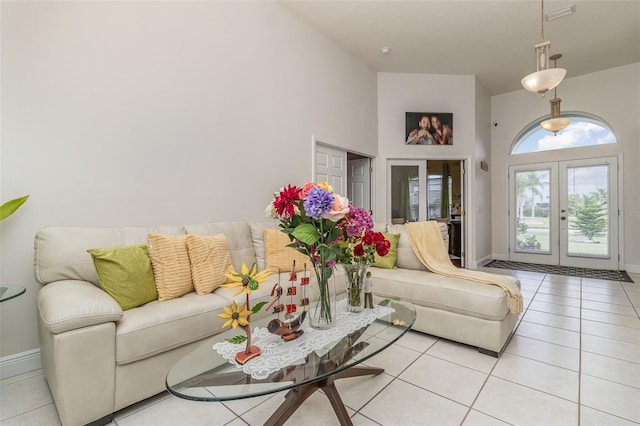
[251,301,267,314]
[292,223,320,245]
[248,279,259,291]
[225,335,247,345]
[0,195,29,221]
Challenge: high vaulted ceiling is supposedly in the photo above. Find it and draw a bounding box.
[281,0,640,95]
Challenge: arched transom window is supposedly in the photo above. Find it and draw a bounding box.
[510,113,617,155]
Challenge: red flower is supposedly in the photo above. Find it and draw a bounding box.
[375,239,390,257]
[371,232,385,243]
[362,232,373,245]
[353,244,365,257]
[273,185,301,219]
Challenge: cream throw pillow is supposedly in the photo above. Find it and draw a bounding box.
[186,233,232,295]
[148,233,194,301]
[264,229,312,273]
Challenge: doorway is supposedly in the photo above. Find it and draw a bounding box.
[387,159,465,267]
[508,156,619,269]
[314,141,374,212]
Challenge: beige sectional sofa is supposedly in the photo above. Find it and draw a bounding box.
[34,220,519,426]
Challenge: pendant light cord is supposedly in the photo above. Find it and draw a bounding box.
[541,0,545,41]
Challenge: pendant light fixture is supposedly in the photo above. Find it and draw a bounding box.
[521,0,566,95]
[540,54,570,134]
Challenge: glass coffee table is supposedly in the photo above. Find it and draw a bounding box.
[166,295,415,426]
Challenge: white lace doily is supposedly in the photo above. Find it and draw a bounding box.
[213,299,395,379]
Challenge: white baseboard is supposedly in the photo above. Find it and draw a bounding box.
[625,264,640,274]
[475,255,493,268]
[491,253,509,261]
[0,348,41,379]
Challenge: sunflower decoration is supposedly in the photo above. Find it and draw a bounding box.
[222,262,271,296]
[218,262,270,365]
[218,300,250,329]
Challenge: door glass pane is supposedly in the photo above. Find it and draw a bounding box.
[566,165,609,257]
[391,166,419,223]
[515,170,550,253]
[427,174,453,219]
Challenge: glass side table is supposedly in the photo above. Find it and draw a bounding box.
[0,285,26,302]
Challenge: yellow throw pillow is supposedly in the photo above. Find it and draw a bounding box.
[147,233,194,301]
[186,233,232,295]
[264,228,312,274]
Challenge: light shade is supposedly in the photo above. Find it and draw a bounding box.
[521,68,567,94]
[540,117,570,133]
[540,97,570,134]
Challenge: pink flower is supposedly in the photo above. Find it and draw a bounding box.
[299,182,317,199]
[321,194,350,222]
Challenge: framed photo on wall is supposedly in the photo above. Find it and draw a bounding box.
[405,112,453,145]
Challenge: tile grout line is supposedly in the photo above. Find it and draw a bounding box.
[461,273,545,425]
[577,276,583,425]
[349,338,435,423]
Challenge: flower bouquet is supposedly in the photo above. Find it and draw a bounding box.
[336,207,390,312]
[266,182,348,329]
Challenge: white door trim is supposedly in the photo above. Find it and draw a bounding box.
[311,135,377,214]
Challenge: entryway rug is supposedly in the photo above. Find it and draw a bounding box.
[485,260,634,283]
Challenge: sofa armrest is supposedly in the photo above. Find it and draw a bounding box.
[37,280,123,334]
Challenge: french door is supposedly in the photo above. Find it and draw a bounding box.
[509,157,619,269]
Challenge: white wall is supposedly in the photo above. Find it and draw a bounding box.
[0,1,377,360]
[490,63,640,271]
[474,79,492,265]
[376,72,490,267]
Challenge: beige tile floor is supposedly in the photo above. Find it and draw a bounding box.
[2,270,639,425]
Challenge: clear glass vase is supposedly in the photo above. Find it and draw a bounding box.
[341,262,369,313]
[309,265,336,329]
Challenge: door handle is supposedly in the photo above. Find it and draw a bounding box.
[560,216,566,220]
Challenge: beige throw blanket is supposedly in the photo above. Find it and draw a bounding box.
[406,221,523,315]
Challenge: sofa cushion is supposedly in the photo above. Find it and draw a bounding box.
[249,220,280,271]
[387,224,429,271]
[185,222,256,272]
[369,267,515,321]
[115,292,230,364]
[87,244,158,310]
[34,225,185,286]
[148,233,194,301]
[263,228,311,273]
[373,233,400,269]
[185,233,232,295]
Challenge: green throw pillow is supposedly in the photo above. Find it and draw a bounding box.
[373,233,400,269]
[87,244,158,310]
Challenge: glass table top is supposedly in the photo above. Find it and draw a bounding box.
[166,294,416,402]
[0,285,26,303]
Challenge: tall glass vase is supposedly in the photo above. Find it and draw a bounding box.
[341,262,369,313]
[309,265,336,329]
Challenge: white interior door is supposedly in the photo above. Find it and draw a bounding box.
[509,157,619,269]
[315,144,346,196]
[348,158,371,211]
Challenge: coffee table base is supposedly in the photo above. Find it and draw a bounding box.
[264,366,384,426]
